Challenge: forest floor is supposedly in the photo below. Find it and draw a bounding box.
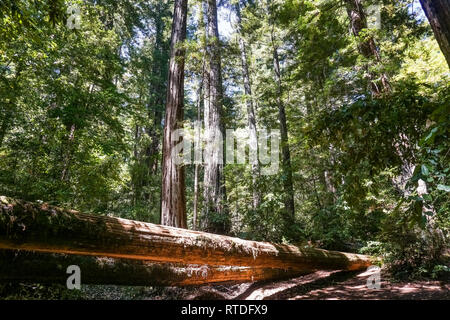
[79,269,450,300]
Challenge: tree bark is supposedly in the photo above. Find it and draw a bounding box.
[236,2,262,210]
[0,250,306,286]
[60,123,76,182]
[161,0,188,228]
[193,3,207,231]
[267,1,295,233]
[193,89,202,230]
[344,0,390,95]
[272,45,296,232]
[0,60,23,149]
[145,1,169,180]
[419,0,450,68]
[0,197,376,272]
[202,0,229,234]
[193,66,205,231]
[0,112,9,149]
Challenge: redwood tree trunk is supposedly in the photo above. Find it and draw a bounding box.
[161,0,188,228]
[145,1,169,181]
[419,0,450,68]
[193,63,205,231]
[202,0,229,234]
[193,2,207,231]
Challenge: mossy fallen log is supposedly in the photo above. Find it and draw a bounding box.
[0,250,305,286]
[0,196,377,273]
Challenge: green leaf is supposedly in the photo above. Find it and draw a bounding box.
[423,127,438,144]
[437,184,450,192]
[421,164,429,176]
[420,215,427,228]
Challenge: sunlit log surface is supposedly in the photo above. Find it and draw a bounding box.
[0,196,376,273]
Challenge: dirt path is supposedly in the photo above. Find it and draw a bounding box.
[266,270,450,300]
[73,268,450,300]
[179,269,449,300]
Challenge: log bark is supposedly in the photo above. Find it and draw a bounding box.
[0,250,306,286]
[420,0,450,68]
[0,197,376,272]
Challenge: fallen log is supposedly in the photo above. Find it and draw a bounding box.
[0,196,377,272]
[0,250,306,286]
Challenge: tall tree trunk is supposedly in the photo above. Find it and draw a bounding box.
[147,2,168,176]
[272,44,296,232]
[236,2,261,210]
[268,1,295,234]
[0,60,23,149]
[419,0,450,68]
[142,2,170,203]
[193,62,205,231]
[0,113,9,149]
[202,0,229,234]
[193,2,207,231]
[344,0,390,95]
[60,123,76,182]
[160,0,188,228]
[193,162,200,230]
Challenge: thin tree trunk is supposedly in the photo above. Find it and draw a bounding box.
[60,123,76,182]
[344,0,390,95]
[146,2,167,177]
[0,61,23,149]
[202,0,229,234]
[193,63,205,231]
[0,116,9,149]
[161,0,188,228]
[272,43,296,231]
[193,164,200,230]
[419,0,450,68]
[267,1,295,232]
[193,2,207,231]
[142,3,169,203]
[236,2,261,210]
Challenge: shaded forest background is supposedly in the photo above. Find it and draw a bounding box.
[0,0,449,282]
